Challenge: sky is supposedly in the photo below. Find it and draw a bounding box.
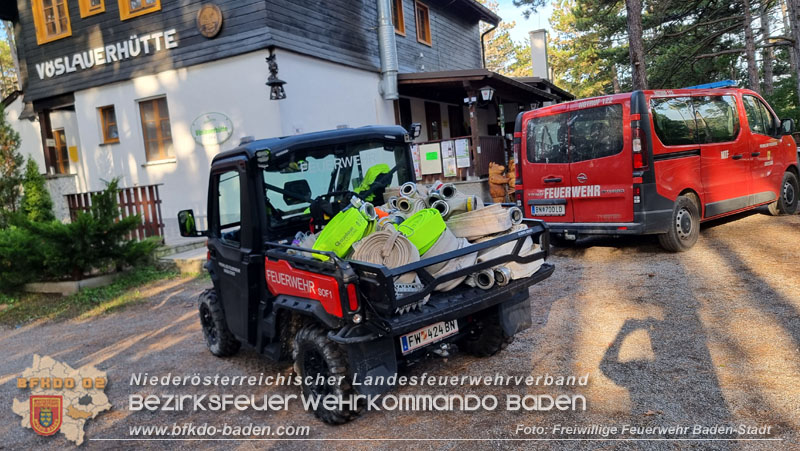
[494,0,556,45]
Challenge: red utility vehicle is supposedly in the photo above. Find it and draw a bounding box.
[514,84,799,251]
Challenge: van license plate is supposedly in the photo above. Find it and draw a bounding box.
[533,205,565,216]
[399,320,459,355]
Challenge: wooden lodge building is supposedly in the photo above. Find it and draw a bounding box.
[0,0,571,243]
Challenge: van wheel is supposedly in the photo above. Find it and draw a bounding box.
[768,171,799,216]
[459,313,514,357]
[658,195,700,252]
[293,325,359,424]
[198,289,241,357]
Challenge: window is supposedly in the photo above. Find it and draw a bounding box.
[32,0,72,45]
[99,105,119,144]
[525,104,623,164]
[651,97,697,146]
[526,113,569,164]
[118,0,161,20]
[743,95,777,136]
[52,129,70,175]
[138,97,173,162]
[692,96,739,143]
[216,171,241,246]
[79,0,104,17]
[393,0,405,35]
[415,2,432,46]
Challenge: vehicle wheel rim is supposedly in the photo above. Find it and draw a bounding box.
[784,180,796,206]
[200,305,218,346]
[304,349,331,397]
[675,208,693,240]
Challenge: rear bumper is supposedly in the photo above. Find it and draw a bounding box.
[545,209,673,236]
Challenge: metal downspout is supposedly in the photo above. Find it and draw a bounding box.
[377,0,399,100]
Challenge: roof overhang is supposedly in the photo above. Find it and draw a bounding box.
[398,69,561,105]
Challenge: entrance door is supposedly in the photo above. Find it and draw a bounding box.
[522,108,574,222]
[208,161,251,340]
[424,101,442,141]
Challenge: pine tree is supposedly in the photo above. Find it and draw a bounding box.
[20,158,55,223]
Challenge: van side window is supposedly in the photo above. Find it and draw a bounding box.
[216,170,242,247]
[692,96,739,143]
[651,97,697,146]
[569,104,624,162]
[526,113,569,164]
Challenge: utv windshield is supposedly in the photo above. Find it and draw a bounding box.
[260,140,412,228]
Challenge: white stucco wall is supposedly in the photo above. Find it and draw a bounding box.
[69,49,394,244]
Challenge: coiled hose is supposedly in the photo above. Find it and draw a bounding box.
[446,204,512,240]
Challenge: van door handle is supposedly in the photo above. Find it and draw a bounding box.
[543,177,562,183]
[751,152,760,157]
[732,154,743,160]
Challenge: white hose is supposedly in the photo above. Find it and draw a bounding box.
[446,204,513,240]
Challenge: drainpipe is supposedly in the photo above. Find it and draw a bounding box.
[481,23,497,69]
[377,0,399,100]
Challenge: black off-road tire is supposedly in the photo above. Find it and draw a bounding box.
[293,325,359,424]
[459,313,514,357]
[198,288,241,357]
[658,194,701,252]
[767,171,799,216]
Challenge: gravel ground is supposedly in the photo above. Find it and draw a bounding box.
[1,209,798,450]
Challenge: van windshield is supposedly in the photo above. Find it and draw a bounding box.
[526,104,624,164]
[260,140,412,226]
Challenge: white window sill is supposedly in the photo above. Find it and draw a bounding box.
[141,158,177,167]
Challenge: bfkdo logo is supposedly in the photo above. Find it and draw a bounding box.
[30,395,62,436]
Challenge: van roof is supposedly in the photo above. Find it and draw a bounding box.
[525,87,760,118]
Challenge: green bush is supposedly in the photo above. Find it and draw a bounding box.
[5,178,160,286]
[0,225,45,288]
[20,159,55,223]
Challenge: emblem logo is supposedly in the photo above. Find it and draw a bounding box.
[30,395,62,436]
[576,173,588,184]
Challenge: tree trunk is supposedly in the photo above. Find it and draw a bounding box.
[761,4,774,96]
[625,0,648,90]
[788,0,800,104]
[743,0,760,93]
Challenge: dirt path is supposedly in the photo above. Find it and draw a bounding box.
[1,210,798,450]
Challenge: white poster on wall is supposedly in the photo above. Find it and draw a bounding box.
[455,138,471,168]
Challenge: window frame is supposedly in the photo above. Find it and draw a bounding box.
[415,1,432,46]
[98,105,119,144]
[52,128,70,175]
[118,0,161,21]
[79,0,105,18]
[32,0,72,45]
[393,0,406,35]
[138,96,174,162]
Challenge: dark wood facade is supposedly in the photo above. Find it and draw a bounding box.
[8,0,497,103]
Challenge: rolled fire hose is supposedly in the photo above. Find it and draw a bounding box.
[312,199,375,260]
[351,230,429,313]
[396,208,446,254]
[446,204,513,240]
[400,182,428,200]
[396,196,428,215]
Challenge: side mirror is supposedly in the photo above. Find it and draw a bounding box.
[178,209,205,237]
[781,118,795,135]
[409,122,422,139]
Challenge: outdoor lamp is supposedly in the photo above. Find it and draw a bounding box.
[479,85,495,102]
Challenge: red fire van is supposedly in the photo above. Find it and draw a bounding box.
[514,86,799,251]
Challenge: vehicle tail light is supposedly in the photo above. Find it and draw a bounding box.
[347,283,359,311]
[633,186,641,204]
[632,127,647,169]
